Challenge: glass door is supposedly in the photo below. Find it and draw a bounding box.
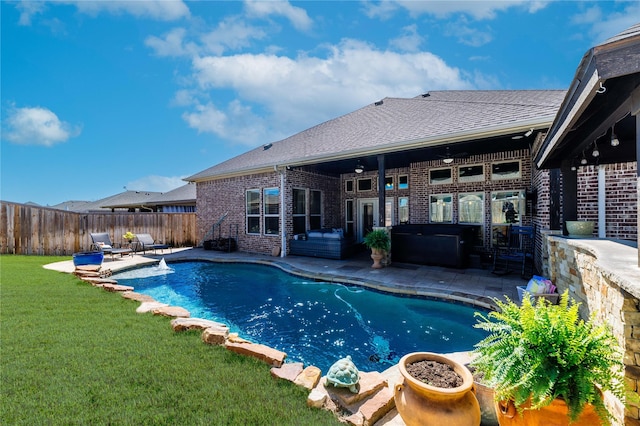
[357,198,379,242]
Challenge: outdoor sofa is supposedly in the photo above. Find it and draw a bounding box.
[289,228,358,260]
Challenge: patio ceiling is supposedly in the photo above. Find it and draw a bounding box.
[298,131,535,176]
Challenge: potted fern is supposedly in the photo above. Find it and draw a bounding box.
[471,291,625,425]
[363,228,390,269]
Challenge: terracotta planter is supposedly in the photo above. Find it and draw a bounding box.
[495,398,601,426]
[370,248,385,269]
[394,352,481,426]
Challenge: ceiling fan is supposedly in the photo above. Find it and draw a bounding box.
[437,146,468,164]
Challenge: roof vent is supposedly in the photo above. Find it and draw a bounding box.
[263,143,273,150]
[374,100,384,106]
[421,92,430,97]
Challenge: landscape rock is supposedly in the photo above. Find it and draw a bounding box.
[271,362,304,382]
[294,366,322,390]
[357,385,395,426]
[81,277,118,285]
[153,306,190,318]
[225,341,287,367]
[325,371,387,407]
[101,284,134,292]
[171,317,227,332]
[226,333,251,344]
[307,388,327,408]
[136,301,169,313]
[75,265,102,272]
[201,326,230,345]
[122,292,156,303]
[344,412,365,426]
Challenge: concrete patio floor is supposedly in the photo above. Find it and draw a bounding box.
[45,247,525,426]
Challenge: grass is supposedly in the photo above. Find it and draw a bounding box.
[0,255,342,425]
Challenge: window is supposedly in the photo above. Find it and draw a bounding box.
[430,194,453,223]
[345,200,354,237]
[246,189,260,234]
[459,192,484,224]
[263,188,279,235]
[385,176,394,191]
[458,165,484,183]
[430,168,452,185]
[357,178,373,192]
[491,190,525,246]
[385,198,393,226]
[491,161,521,180]
[310,190,322,230]
[398,197,409,224]
[398,175,409,190]
[345,180,354,193]
[292,188,306,235]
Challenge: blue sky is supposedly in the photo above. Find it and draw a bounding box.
[1,1,638,206]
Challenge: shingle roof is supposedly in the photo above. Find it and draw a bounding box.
[146,184,196,206]
[98,190,163,209]
[187,90,566,181]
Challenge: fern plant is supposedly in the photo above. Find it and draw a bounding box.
[471,291,625,424]
[362,229,390,252]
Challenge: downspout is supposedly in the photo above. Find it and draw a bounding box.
[598,165,606,238]
[275,165,287,257]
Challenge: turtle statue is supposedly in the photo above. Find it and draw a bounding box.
[325,355,360,393]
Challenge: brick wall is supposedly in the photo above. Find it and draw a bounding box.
[196,169,339,256]
[576,162,637,240]
[544,236,640,425]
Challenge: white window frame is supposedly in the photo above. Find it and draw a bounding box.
[491,160,521,180]
[429,167,453,185]
[458,164,484,183]
[246,189,261,235]
[263,187,280,236]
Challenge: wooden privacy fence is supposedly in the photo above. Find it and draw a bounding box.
[0,201,197,255]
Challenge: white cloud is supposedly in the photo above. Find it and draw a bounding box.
[3,105,81,146]
[200,16,268,55]
[389,24,425,52]
[444,18,493,47]
[72,0,190,21]
[363,0,548,20]
[145,27,197,57]
[244,0,313,32]
[183,39,473,144]
[126,175,187,193]
[16,1,47,26]
[572,3,640,45]
[14,0,190,25]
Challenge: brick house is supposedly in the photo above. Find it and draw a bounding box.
[187,90,567,260]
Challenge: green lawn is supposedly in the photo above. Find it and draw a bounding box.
[0,255,341,425]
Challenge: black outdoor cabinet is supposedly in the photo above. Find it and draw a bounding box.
[390,224,479,268]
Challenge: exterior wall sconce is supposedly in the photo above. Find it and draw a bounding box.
[592,141,600,157]
[355,163,364,174]
[580,153,588,165]
[611,126,620,147]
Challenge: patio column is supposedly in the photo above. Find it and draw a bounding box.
[377,154,385,226]
[561,165,578,235]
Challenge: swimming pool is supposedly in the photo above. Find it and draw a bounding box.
[113,261,487,373]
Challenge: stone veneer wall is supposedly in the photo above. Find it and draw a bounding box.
[543,235,640,425]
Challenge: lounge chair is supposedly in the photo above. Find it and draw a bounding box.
[90,232,133,260]
[135,233,171,254]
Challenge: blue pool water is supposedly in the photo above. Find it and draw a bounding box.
[113,261,487,372]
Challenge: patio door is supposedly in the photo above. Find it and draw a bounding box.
[357,198,379,242]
